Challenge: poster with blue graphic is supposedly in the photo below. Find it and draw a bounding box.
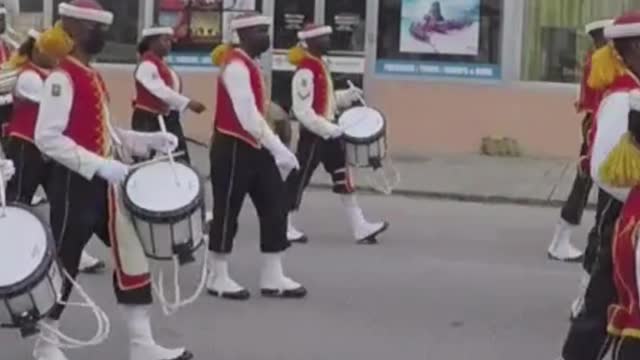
[400,0,480,55]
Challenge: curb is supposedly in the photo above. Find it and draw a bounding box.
[308,183,597,210]
[187,138,595,210]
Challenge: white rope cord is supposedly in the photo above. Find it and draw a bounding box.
[152,236,209,316]
[38,269,110,349]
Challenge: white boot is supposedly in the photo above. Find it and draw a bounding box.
[341,194,388,243]
[570,272,590,319]
[547,219,583,262]
[122,305,191,360]
[206,253,249,300]
[287,213,307,243]
[33,319,68,360]
[78,251,105,274]
[260,252,306,298]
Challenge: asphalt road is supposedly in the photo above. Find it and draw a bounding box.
[1,191,589,360]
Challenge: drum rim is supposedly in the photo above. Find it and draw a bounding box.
[0,203,57,299]
[339,106,387,145]
[122,162,205,224]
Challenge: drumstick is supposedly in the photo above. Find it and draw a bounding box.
[0,170,5,217]
[157,115,181,186]
[347,80,367,106]
[130,151,186,170]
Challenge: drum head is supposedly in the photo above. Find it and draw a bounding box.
[338,106,385,140]
[125,161,201,213]
[0,206,49,289]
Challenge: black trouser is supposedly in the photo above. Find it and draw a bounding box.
[583,189,609,274]
[561,190,622,360]
[286,129,354,211]
[611,337,640,360]
[131,108,191,163]
[560,113,594,226]
[47,164,151,319]
[209,132,290,254]
[4,136,50,204]
[0,103,13,153]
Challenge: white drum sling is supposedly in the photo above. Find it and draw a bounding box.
[0,204,62,337]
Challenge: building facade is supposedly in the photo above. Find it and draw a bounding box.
[9,0,638,158]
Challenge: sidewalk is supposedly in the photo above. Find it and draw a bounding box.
[188,142,592,208]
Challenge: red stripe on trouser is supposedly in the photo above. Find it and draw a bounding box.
[108,186,151,291]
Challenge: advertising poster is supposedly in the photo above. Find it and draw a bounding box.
[399,0,480,55]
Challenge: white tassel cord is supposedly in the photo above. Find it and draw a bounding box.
[38,269,111,349]
[151,235,209,316]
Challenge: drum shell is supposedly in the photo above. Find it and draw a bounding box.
[344,133,387,168]
[123,164,206,261]
[340,107,388,169]
[0,204,63,327]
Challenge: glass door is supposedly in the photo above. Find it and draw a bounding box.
[270,0,315,113]
[324,0,367,89]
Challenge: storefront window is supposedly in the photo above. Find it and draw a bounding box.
[376,0,503,80]
[53,0,139,64]
[522,0,639,83]
[19,0,44,12]
[156,0,262,67]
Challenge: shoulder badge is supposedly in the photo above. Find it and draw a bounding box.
[52,84,61,97]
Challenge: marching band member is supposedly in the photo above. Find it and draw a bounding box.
[0,6,17,152]
[207,13,306,300]
[597,89,640,360]
[33,1,191,360]
[4,28,105,274]
[132,25,206,163]
[548,19,612,263]
[557,11,640,360]
[285,23,388,244]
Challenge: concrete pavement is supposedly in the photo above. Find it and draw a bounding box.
[187,140,593,207]
[1,192,589,360]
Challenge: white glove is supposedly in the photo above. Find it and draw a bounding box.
[347,86,364,103]
[96,159,130,184]
[262,132,300,181]
[144,132,179,154]
[327,123,344,139]
[0,159,15,181]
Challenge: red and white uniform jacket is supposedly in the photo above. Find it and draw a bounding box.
[608,186,640,340]
[6,61,49,141]
[34,56,156,290]
[133,52,189,115]
[214,48,277,148]
[590,71,640,203]
[291,53,353,139]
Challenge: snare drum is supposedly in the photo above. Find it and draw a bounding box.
[123,161,205,264]
[338,106,387,169]
[0,204,63,337]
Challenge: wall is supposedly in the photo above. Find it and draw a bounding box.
[100,66,581,160]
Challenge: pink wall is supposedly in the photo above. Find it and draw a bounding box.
[101,66,581,159]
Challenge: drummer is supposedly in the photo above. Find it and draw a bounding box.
[285,23,388,244]
[132,25,206,163]
[3,27,105,274]
[207,12,306,300]
[33,1,191,360]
